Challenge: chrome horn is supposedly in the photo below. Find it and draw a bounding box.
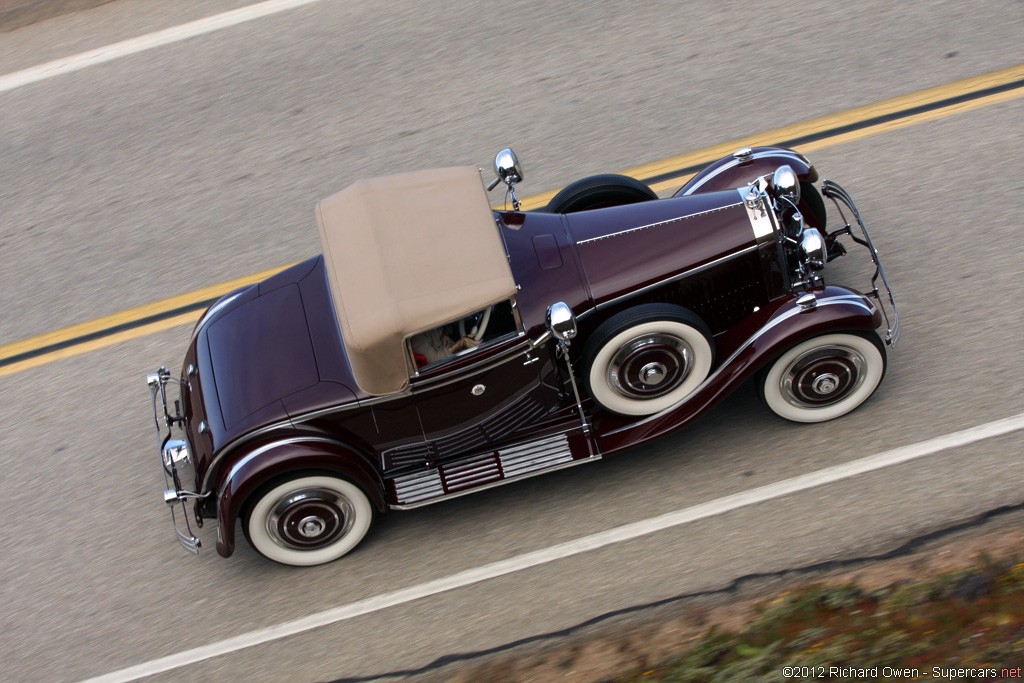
[487,148,525,210]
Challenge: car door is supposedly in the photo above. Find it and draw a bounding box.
[409,330,564,462]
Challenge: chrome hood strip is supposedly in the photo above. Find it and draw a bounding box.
[576,203,741,245]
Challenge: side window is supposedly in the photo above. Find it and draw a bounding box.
[408,299,520,371]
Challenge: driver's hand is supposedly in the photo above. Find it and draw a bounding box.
[449,336,483,353]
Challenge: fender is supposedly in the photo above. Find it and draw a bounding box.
[674,146,817,197]
[594,285,881,454]
[214,436,386,558]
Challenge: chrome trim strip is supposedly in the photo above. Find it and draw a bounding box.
[207,435,347,496]
[682,150,808,196]
[575,203,742,245]
[604,294,876,436]
[585,245,759,315]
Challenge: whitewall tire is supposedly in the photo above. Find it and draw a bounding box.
[760,332,886,423]
[243,474,373,566]
[582,304,714,417]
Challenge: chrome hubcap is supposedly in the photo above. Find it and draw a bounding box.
[298,516,326,538]
[640,362,667,385]
[811,373,840,394]
[781,345,866,408]
[609,334,692,399]
[266,488,354,550]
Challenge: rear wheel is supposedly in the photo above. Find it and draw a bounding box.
[581,304,714,416]
[544,174,658,213]
[758,332,886,423]
[242,473,373,566]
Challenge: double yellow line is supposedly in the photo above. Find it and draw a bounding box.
[2,63,1022,377]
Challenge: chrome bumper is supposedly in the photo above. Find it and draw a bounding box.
[822,180,901,347]
[147,367,207,554]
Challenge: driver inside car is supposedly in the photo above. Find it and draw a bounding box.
[409,313,484,368]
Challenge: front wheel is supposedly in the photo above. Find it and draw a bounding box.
[582,304,714,416]
[242,474,374,566]
[758,332,886,423]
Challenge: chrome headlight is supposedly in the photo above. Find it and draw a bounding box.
[799,228,826,271]
[771,165,801,205]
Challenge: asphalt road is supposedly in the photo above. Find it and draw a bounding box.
[1,1,1022,681]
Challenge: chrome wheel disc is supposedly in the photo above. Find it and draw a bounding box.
[780,345,867,409]
[608,333,692,400]
[266,488,354,550]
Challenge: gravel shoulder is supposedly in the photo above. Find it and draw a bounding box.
[425,509,1024,683]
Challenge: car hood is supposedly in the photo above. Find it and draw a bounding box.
[566,190,755,307]
[191,257,361,450]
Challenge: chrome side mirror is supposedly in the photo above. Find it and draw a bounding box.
[487,148,525,210]
[494,148,523,185]
[546,302,577,343]
[770,165,800,205]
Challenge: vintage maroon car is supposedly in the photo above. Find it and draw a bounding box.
[149,146,898,565]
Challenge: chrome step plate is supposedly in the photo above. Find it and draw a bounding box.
[390,433,574,507]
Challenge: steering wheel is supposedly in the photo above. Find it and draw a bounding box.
[457,306,492,342]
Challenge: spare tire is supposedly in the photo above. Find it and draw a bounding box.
[544,174,658,213]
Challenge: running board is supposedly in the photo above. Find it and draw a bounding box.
[388,433,595,509]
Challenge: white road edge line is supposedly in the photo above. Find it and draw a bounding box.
[0,0,325,94]
[81,411,1024,683]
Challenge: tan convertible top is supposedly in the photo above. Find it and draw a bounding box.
[316,166,516,396]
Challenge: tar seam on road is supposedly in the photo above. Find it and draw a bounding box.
[324,497,1024,682]
[77,412,1024,683]
[5,74,1023,373]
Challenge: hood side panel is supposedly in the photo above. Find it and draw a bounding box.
[567,192,753,308]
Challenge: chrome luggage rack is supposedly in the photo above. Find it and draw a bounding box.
[147,366,208,554]
[821,180,901,347]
